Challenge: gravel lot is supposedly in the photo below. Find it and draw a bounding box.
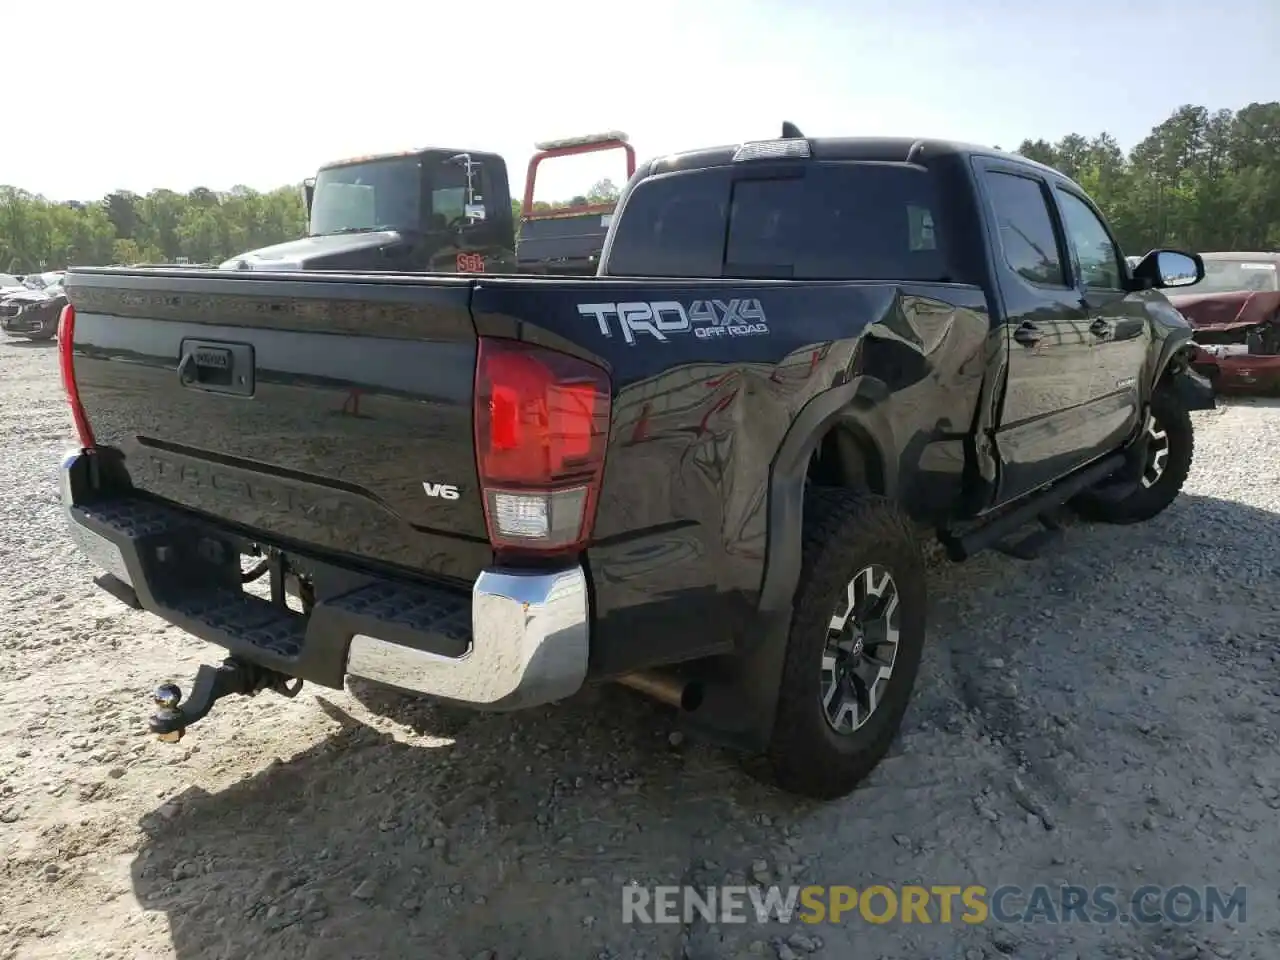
[2,338,1279,960]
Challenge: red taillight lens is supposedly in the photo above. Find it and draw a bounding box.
[58,304,96,450]
[474,337,611,554]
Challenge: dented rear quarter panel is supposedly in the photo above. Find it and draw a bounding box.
[471,277,990,675]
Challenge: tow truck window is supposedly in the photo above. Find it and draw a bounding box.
[309,157,422,236]
[426,162,484,230]
[432,187,466,224]
[724,164,949,281]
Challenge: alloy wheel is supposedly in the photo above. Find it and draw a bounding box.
[820,564,901,734]
[1141,412,1170,489]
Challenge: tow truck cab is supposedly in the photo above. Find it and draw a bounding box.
[514,132,636,276]
[220,148,516,274]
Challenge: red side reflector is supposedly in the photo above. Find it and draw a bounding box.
[58,304,96,450]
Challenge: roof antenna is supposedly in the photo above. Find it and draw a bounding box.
[781,121,804,139]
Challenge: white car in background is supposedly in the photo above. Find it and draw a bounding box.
[23,271,65,290]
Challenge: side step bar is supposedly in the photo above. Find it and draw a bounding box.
[940,453,1125,562]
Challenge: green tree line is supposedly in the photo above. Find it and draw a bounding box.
[2,102,1276,274]
[1013,102,1280,254]
[0,185,309,273]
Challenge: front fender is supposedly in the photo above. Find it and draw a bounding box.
[1148,327,1216,410]
[1167,366,1217,411]
[1144,301,1215,411]
[1144,297,1207,400]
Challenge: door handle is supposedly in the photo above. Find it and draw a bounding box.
[1013,323,1043,346]
[1089,317,1113,338]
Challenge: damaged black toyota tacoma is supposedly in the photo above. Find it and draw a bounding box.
[57,129,1214,799]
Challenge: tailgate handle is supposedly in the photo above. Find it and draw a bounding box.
[177,352,198,385]
[177,339,255,397]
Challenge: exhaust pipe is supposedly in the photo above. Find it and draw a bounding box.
[617,671,704,712]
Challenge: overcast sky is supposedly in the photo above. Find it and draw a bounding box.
[8,0,1278,204]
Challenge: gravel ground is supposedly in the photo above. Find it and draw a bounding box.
[2,337,1279,960]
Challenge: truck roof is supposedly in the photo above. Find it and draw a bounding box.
[644,136,1063,179]
[317,147,503,172]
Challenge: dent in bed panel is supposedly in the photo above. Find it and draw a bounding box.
[466,281,987,674]
[582,285,989,673]
[586,346,845,673]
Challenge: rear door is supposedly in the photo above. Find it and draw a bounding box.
[975,160,1114,501]
[1051,184,1147,447]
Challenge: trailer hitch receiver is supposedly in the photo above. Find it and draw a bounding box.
[149,658,303,742]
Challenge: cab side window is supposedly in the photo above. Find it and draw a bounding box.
[1056,189,1122,291]
[981,170,1067,287]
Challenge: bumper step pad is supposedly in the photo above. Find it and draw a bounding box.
[67,495,475,687]
[167,587,306,659]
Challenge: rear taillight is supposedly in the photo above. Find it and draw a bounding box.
[58,304,96,449]
[474,337,611,554]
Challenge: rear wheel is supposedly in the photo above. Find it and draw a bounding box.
[1073,384,1193,525]
[766,489,927,800]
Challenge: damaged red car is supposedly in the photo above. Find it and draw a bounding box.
[1167,251,1280,394]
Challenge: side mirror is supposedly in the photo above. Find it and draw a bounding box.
[302,178,316,215]
[1132,248,1204,289]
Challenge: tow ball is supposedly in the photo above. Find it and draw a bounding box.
[149,658,304,743]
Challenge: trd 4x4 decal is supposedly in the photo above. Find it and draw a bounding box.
[577,299,769,344]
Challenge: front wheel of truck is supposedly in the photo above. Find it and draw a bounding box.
[766,488,927,800]
[1073,384,1194,525]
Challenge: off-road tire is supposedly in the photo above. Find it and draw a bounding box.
[1074,384,1193,525]
[766,488,927,800]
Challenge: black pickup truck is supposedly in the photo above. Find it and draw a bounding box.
[57,131,1213,799]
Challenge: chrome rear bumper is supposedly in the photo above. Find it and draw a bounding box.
[60,450,589,710]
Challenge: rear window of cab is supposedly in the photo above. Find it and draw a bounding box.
[603,161,950,282]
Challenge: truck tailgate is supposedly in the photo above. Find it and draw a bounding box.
[65,269,491,584]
